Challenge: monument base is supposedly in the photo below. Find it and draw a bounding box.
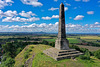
[43,48,83,61]
[55,38,69,50]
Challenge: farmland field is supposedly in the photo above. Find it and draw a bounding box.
[80,36,100,44]
[43,38,81,44]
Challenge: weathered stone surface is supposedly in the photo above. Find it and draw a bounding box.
[43,48,83,61]
[55,3,69,50]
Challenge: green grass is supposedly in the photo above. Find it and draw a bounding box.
[15,44,100,67]
[43,39,56,42]
[32,45,100,67]
[14,45,36,67]
[43,38,81,44]
[14,45,51,67]
[67,38,81,44]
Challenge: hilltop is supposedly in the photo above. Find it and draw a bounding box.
[15,44,100,67]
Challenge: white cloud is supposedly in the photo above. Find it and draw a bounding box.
[65,7,68,11]
[74,15,84,20]
[95,22,99,24]
[0,10,40,22]
[0,22,100,33]
[19,11,36,17]
[2,17,40,22]
[75,0,81,2]
[42,15,59,20]
[48,7,59,11]
[52,15,59,18]
[0,10,17,18]
[21,0,43,7]
[82,0,90,2]
[75,0,90,2]
[87,11,94,15]
[4,10,17,17]
[66,3,71,6]
[0,0,14,9]
[42,16,51,20]
[54,0,58,2]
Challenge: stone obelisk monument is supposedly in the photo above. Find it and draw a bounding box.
[43,3,83,61]
[55,3,69,50]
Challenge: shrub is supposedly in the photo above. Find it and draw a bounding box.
[1,57,15,67]
[24,53,29,59]
[69,45,80,51]
[94,49,100,59]
[79,55,90,60]
[28,49,32,52]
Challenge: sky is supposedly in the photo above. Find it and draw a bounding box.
[0,0,100,33]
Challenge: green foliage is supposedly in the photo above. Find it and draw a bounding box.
[69,45,80,51]
[79,55,90,60]
[16,47,22,55]
[94,49,100,59]
[1,57,15,67]
[24,52,29,59]
[24,47,33,59]
[79,50,91,60]
[2,42,16,58]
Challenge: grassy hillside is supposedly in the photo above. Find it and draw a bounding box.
[14,44,51,67]
[15,44,100,67]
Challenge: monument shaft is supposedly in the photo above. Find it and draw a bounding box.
[58,3,66,39]
[55,3,69,50]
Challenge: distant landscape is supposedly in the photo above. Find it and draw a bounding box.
[0,32,100,67]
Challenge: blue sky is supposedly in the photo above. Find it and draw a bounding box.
[0,0,100,33]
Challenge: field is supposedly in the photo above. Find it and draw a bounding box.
[80,36,100,44]
[43,38,81,44]
[15,45,100,67]
[77,45,100,51]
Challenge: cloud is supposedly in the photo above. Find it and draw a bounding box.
[0,0,14,9]
[75,0,81,2]
[48,7,59,11]
[65,7,68,11]
[21,0,43,7]
[0,10,17,18]
[42,15,59,20]
[1,22,100,33]
[54,0,58,2]
[74,15,84,20]
[52,15,59,18]
[82,0,90,2]
[19,11,36,17]
[95,22,99,24]
[87,11,94,15]
[2,17,40,22]
[42,16,51,20]
[66,3,71,6]
[0,10,40,22]
[75,0,90,2]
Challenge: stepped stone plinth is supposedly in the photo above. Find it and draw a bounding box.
[43,48,83,61]
[43,3,83,61]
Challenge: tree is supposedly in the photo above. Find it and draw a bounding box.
[1,57,15,67]
[94,49,100,59]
